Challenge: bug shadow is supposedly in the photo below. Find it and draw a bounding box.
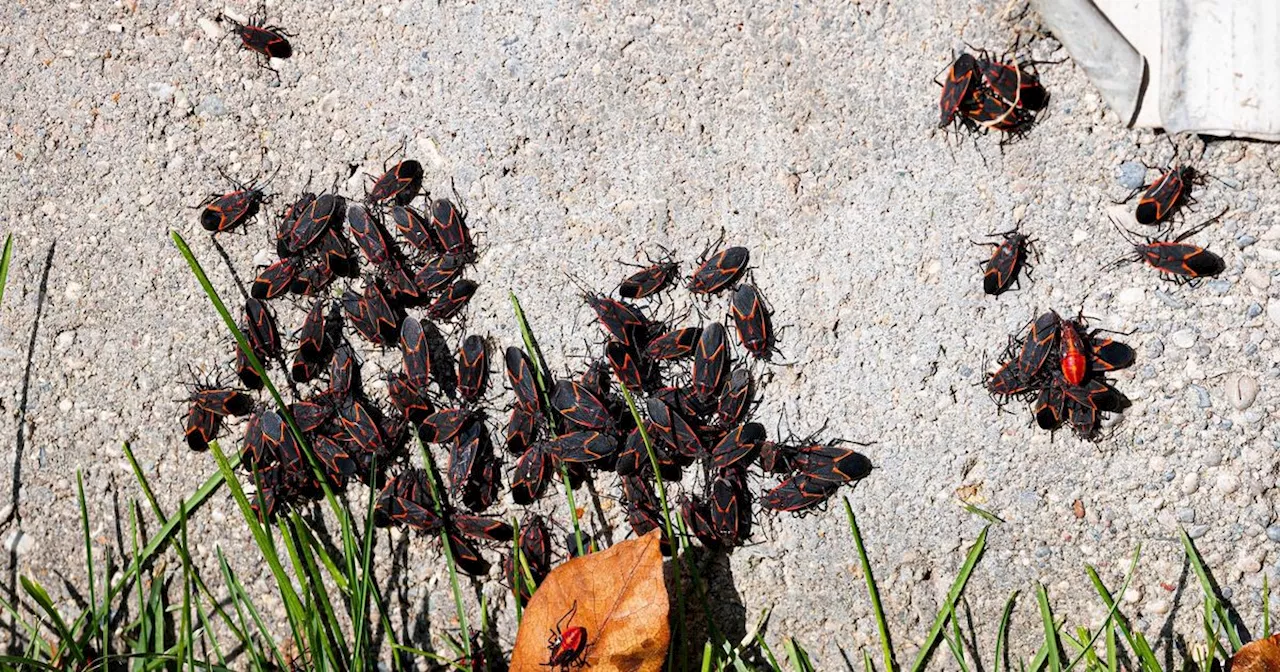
[673,547,750,666]
[2,242,54,655]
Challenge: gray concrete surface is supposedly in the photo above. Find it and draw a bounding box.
[0,0,1278,667]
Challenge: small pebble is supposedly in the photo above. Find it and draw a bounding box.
[1145,599,1170,615]
[196,96,227,117]
[1257,247,1280,263]
[147,82,175,101]
[1181,473,1200,495]
[1188,524,1210,539]
[1118,287,1145,305]
[1116,161,1147,189]
[1237,234,1258,249]
[198,17,222,40]
[1154,290,1185,309]
[1146,339,1164,358]
[1189,384,1210,408]
[1248,303,1263,319]
[1206,279,1232,294]
[1266,525,1280,543]
[1216,473,1239,495]
[1225,374,1259,410]
[1239,556,1262,574]
[1170,329,1197,348]
[1035,546,1051,559]
[1205,447,1223,466]
[1269,301,1280,327]
[1123,587,1142,603]
[1244,267,1270,289]
[106,23,124,33]
[1176,508,1195,524]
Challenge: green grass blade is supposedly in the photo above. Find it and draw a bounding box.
[75,471,104,664]
[963,503,1004,524]
[844,499,896,672]
[0,234,13,308]
[1179,527,1243,651]
[994,591,1018,672]
[1105,618,1116,672]
[218,548,284,667]
[1063,548,1141,672]
[21,576,82,662]
[908,526,988,672]
[418,440,471,658]
[179,504,194,671]
[1085,561,1160,672]
[1036,584,1061,672]
[944,600,971,672]
[755,631,781,670]
[208,441,308,658]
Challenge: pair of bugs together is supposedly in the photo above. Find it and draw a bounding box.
[937,47,1050,141]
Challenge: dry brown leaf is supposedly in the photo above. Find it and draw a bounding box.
[510,529,669,672]
[1231,634,1280,672]
[1072,499,1085,519]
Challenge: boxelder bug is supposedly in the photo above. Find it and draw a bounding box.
[419,408,474,443]
[644,327,701,361]
[244,298,281,358]
[708,467,749,546]
[761,474,831,513]
[605,341,645,392]
[689,246,749,294]
[716,368,753,428]
[387,372,434,423]
[546,603,589,671]
[431,198,476,262]
[976,228,1034,296]
[691,322,730,401]
[330,343,358,400]
[1057,316,1087,387]
[448,422,483,499]
[391,205,441,254]
[548,431,618,463]
[296,298,329,362]
[1119,165,1198,225]
[279,193,340,256]
[730,283,774,358]
[1107,211,1226,284]
[585,294,649,348]
[399,317,431,387]
[710,422,766,469]
[619,258,678,299]
[551,380,613,431]
[190,388,253,417]
[367,160,423,206]
[426,279,478,320]
[200,171,271,233]
[414,255,467,294]
[1015,311,1059,380]
[184,406,220,451]
[505,347,541,413]
[458,335,489,402]
[511,444,551,505]
[937,53,979,128]
[346,203,392,266]
[505,405,538,455]
[225,13,293,61]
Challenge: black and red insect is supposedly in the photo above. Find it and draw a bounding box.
[691,321,729,401]
[689,246,749,294]
[710,422,765,469]
[414,255,467,294]
[391,205,440,254]
[225,13,293,61]
[760,474,831,513]
[605,341,645,393]
[189,387,254,418]
[279,193,341,257]
[1120,165,1198,225]
[546,603,589,671]
[551,380,614,431]
[618,258,678,299]
[644,327,701,361]
[976,228,1034,296]
[367,160,423,206]
[708,468,749,546]
[457,335,489,402]
[426,279,478,320]
[504,405,538,455]
[184,406,220,451]
[199,171,270,233]
[584,294,649,348]
[1108,212,1225,284]
[505,347,541,413]
[431,198,476,262]
[346,203,392,266]
[548,431,618,464]
[419,408,475,443]
[387,372,434,423]
[251,258,299,300]
[730,283,774,358]
[511,444,552,505]
[715,367,753,428]
[296,298,329,363]
[937,53,979,128]
[399,317,431,387]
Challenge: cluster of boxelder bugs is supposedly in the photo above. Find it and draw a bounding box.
[186,154,492,542]
[985,311,1136,440]
[938,47,1049,141]
[186,166,871,637]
